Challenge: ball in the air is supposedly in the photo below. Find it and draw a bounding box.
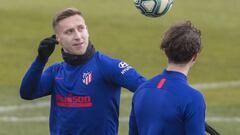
[134,0,174,17]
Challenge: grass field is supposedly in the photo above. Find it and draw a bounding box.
[0,0,240,134]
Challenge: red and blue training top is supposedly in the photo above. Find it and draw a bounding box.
[20,51,146,135]
[129,70,206,135]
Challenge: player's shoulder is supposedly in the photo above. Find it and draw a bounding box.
[145,74,163,87]
[95,51,131,70]
[96,51,121,64]
[134,74,162,94]
[184,85,205,102]
[50,62,62,68]
[187,85,203,96]
[45,62,64,73]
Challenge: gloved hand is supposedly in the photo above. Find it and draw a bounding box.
[37,35,58,62]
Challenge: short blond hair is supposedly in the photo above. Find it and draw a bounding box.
[52,8,83,31]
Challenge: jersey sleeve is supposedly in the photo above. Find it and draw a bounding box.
[129,101,139,135]
[184,91,206,135]
[97,54,146,92]
[20,57,56,100]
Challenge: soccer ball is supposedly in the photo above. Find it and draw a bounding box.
[134,0,173,17]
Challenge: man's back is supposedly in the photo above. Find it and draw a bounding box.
[130,70,206,135]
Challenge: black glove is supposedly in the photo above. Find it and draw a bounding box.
[205,122,220,135]
[37,35,58,62]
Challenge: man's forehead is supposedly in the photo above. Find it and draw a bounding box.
[58,15,86,28]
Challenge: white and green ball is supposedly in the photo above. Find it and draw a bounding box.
[134,0,173,17]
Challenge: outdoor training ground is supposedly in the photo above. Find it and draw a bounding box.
[0,0,240,134]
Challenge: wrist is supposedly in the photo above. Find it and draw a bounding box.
[36,55,49,64]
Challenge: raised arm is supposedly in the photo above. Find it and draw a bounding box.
[20,35,57,100]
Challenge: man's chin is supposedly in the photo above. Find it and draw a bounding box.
[72,50,87,55]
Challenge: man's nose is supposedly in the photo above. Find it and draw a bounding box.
[74,30,82,40]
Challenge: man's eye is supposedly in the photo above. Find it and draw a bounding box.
[78,26,85,31]
[66,29,74,34]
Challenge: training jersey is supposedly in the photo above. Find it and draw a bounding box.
[129,70,206,135]
[20,51,146,135]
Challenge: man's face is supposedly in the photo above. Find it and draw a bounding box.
[55,15,89,55]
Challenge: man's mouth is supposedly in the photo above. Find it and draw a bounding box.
[73,43,84,47]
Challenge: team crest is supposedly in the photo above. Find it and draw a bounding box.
[82,72,92,85]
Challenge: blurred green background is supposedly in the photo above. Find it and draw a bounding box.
[0,0,239,134]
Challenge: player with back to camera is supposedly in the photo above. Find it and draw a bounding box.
[20,7,146,135]
[129,21,206,135]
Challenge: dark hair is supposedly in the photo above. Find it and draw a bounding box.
[160,21,202,64]
[52,8,83,30]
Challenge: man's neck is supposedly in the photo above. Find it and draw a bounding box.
[166,63,191,76]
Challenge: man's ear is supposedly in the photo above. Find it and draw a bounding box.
[192,54,198,62]
[55,34,60,44]
[51,34,59,44]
